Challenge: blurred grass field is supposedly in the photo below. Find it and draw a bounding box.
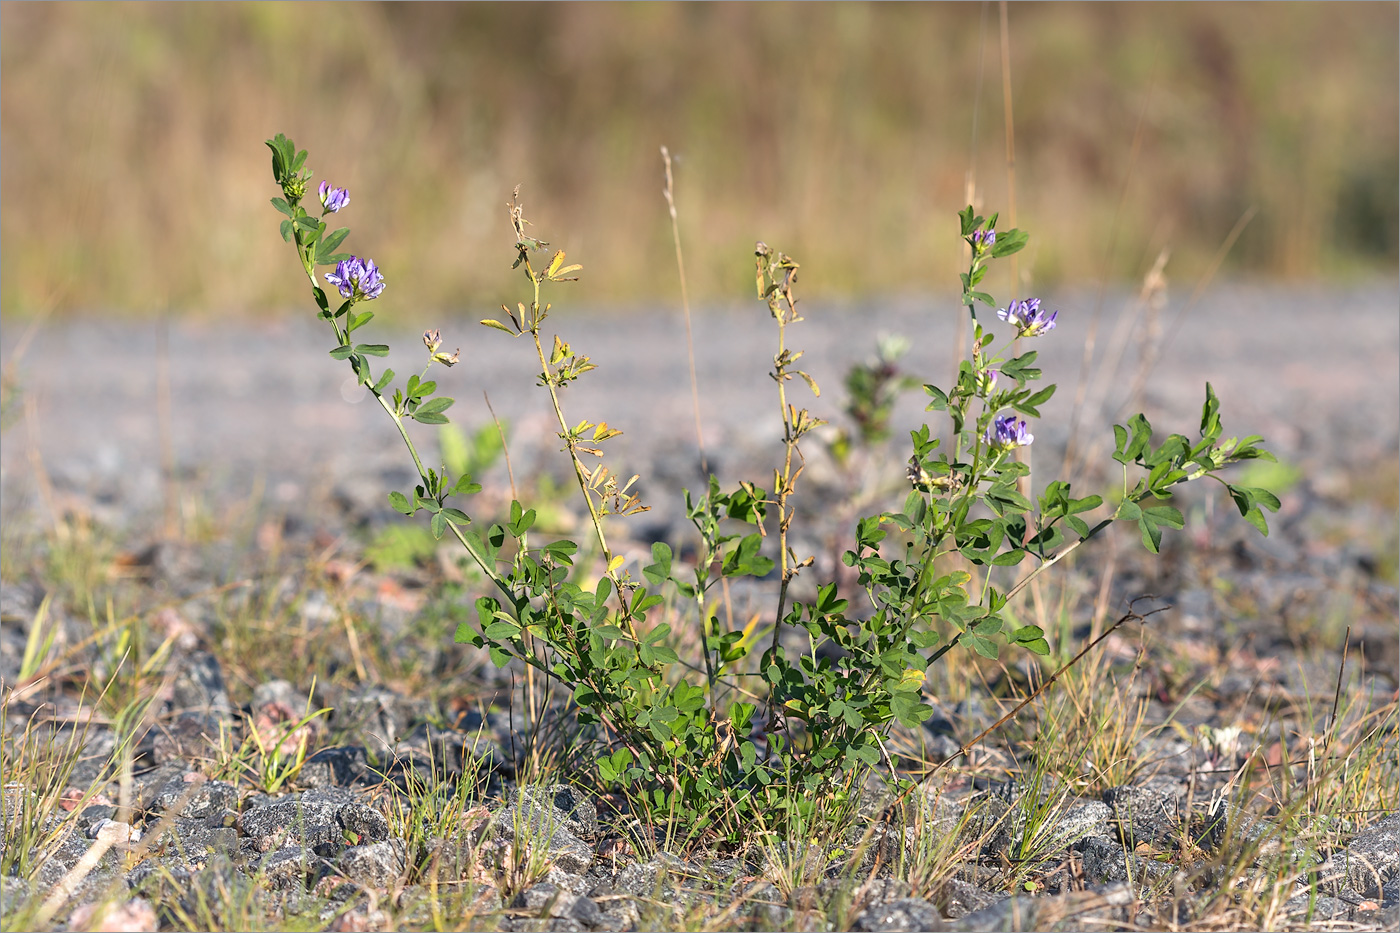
[1,1,1396,320]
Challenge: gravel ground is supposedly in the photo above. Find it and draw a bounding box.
[3,281,1396,519]
[1,281,1397,932]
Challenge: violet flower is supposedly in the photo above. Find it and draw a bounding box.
[970,229,996,252]
[986,413,1033,452]
[318,180,350,214]
[325,256,385,301]
[997,298,1057,338]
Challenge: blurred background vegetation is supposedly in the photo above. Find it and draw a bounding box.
[1,2,1396,320]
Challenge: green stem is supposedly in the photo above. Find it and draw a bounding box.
[518,255,642,644]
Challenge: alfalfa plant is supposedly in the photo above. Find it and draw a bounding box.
[265,133,1278,842]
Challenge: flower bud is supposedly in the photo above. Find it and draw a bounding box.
[318,180,350,214]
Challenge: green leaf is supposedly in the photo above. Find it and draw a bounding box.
[480,319,518,335]
[990,228,1028,257]
[1013,625,1050,656]
[266,136,288,180]
[271,196,294,217]
[924,384,949,412]
[316,227,350,263]
[642,542,673,586]
[387,491,414,515]
[441,507,471,525]
[453,619,481,647]
[991,548,1026,566]
[484,619,521,639]
[1126,414,1153,462]
[724,532,774,578]
[891,692,933,728]
[1241,507,1269,536]
[959,205,978,237]
[355,343,390,357]
[1138,516,1162,553]
[999,351,1041,383]
[966,634,999,659]
[329,345,354,360]
[971,615,1003,635]
[413,411,449,425]
[508,500,537,537]
[415,397,454,415]
[1014,384,1056,417]
[372,368,395,392]
[1144,505,1185,529]
[1200,383,1222,439]
[430,512,447,539]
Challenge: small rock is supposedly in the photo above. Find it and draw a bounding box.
[129,760,193,811]
[937,878,999,919]
[1054,799,1113,843]
[852,896,945,932]
[236,787,388,854]
[1074,835,1129,885]
[337,838,407,889]
[300,746,370,788]
[88,818,141,843]
[327,906,390,932]
[515,881,604,927]
[1103,779,1181,846]
[597,898,642,932]
[77,804,118,834]
[260,844,332,891]
[1282,893,1350,922]
[744,881,789,928]
[515,784,599,841]
[152,714,219,765]
[1336,814,1400,899]
[615,860,663,897]
[336,686,425,756]
[151,776,237,821]
[167,650,234,727]
[67,898,158,933]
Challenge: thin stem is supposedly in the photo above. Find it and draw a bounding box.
[517,255,640,641]
[661,146,708,475]
[770,307,795,653]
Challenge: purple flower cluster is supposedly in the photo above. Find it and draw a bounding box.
[318,180,350,214]
[325,256,385,301]
[970,229,996,251]
[986,414,1033,451]
[997,298,1057,338]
